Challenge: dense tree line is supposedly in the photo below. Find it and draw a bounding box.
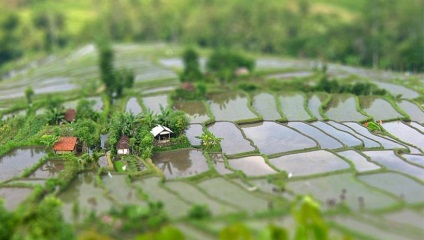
[0,0,422,72]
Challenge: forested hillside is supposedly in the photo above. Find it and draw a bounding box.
[0,0,423,72]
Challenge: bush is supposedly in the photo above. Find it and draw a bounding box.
[207,49,255,82]
[188,204,211,220]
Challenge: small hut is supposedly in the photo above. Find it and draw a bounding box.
[116,135,130,155]
[64,109,76,123]
[53,137,78,154]
[150,125,173,142]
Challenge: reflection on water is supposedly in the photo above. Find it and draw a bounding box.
[174,101,210,123]
[209,122,256,155]
[142,94,168,115]
[209,153,233,175]
[0,148,46,181]
[153,149,209,178]
[325,95,367,121]
[125,97,142,114]
[29,160,64,178]
[185,124,203,146]
[208,92,257,121]
[59,172,113,222]
[241,122,317,155]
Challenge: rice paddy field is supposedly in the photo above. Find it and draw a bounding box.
[0,43,423,239]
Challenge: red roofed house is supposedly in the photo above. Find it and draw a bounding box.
[53,137,78,154]
[64,109,76,123]
[116,135,130,155]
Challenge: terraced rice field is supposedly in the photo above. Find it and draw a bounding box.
[307,93,328,120]
[360,97,404,121]
[325,95,368,121]
[1,43,424,239]
[278,93,312,121]
[252,92,281,120]
[207,92,258,122]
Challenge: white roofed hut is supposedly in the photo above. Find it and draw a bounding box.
[150,125,173,143]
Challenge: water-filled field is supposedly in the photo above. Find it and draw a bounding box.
[1,43,423,239]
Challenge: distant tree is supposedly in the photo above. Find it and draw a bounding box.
[24,86,34,106]
[207,49,255,83]
[97,40,135,100]
[188,204,211,220]
[0,13,23,67]
[180,47,203,82]
[114,68,134,98]
[97,40,115,99]
[74,119,100,152]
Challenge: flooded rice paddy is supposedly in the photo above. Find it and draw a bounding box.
[269,150,350,177]
[173,100,210,123]
[1,44,423,239]
[208,122,256,155]
[125,97,143,114]
[252,93,282,120]
[0,148,46,181]
[278,93,312,121]
[241,122,317,155]
[141,94,168,114]
[207,92,258,122]
[153,149,210,179]
[325,95,368,121]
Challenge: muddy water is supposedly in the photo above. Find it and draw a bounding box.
[311,122,363,147]
[267,71,312,79]
[125,97,142,115]
[185,124,203,146]
[228,156,277,177]
[29,160,64,178]
[0,148,46,181]
[252,93,281,121]
[208,122,256,155]
[102,174,146,205]
[241,122,317,155]
[174,101,210,123]
[209,153,233,175]
[269,150,350,177]
[0,187,33,210]
[382,122,424,151]
[142,94,168,115]
[207,92,257,121]
[59,172,113,222]
[288,122,343,149]
[363,151,424,180]
[153,149,209,178]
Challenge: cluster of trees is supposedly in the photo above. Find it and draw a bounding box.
[108,108,189,158]
[2,0,421,72]
[313,77,387,96]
